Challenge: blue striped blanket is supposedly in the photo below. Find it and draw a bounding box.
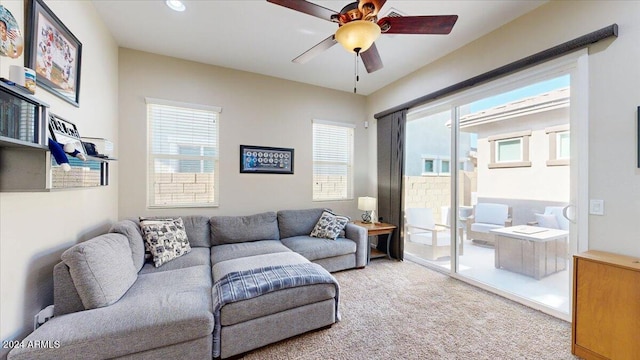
[211,262,340,357]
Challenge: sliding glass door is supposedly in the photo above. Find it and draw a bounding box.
[402,51,588,320]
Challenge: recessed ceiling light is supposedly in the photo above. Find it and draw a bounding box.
[165,0,186,12]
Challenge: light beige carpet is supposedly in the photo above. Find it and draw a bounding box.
[243,259,579,360]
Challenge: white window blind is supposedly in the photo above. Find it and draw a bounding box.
[146,98,220,208]
[312,120,354,201]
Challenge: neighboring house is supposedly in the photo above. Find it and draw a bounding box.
[460,86,570,203]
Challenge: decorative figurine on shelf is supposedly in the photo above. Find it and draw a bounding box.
[48,137,86,172]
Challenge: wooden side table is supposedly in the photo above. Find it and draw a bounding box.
[353,221,397,263]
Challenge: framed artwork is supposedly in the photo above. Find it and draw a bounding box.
[48,113,86,156]
[240,145,294,174]
[25,0,82,107]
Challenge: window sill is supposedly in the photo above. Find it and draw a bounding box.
[546,159,570,166]
[488,161,532,169]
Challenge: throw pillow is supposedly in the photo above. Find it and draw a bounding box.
[310,210,350,240]
[139,217,191,267]
[534,213,560,229]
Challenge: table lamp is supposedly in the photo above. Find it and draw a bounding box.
[358,196,377,224]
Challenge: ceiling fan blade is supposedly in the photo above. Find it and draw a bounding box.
[358,0,387,17]
[378,15,458,34]
[360,43,383,73]
[267,0,339,22]
[292,34,337,64]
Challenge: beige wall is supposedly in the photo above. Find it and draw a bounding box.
[118,49,368,219]
[367,0,640,257]
[0,0,119,356]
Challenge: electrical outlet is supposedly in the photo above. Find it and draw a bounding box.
[589,199,604,215]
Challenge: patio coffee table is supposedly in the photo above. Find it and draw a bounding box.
[490,225,568,280]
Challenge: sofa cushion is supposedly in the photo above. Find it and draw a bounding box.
[470,223,503,233]
[181,215,211,247]
[140,217,192,267]
[139,247,211,274]
[474,203,509,225]
[535,213,560,229]
[9,265,214,360]
[211,240,291,265]
[61,233,138,310]
[281,235,356,261]
[210,212,279,245]
[277,208,325,239]
[309,211,350,240]
[109,219,146,272]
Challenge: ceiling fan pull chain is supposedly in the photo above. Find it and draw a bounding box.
[354,50,360,94]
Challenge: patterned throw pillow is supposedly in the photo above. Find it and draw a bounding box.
[310,211,350,240]
[139,217,191,267]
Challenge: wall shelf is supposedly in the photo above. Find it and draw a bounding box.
[0,80,113,192]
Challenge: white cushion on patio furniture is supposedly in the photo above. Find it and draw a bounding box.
[410,232,451,246]
[474,203,510,225]
[543,206,570,231]
[470,223,503,233]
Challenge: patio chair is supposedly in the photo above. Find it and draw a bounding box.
[404,208,452,260]
[466,203,512,246]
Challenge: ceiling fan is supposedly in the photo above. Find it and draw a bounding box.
[266,0,458,74]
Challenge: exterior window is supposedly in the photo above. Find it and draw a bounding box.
[546,125,570,166]
[422,158,435,174]
[146,98,221,208]
[488,130,532,168]
[557,132,570,159]
[312,119,354,201]
[496,138,522,162]
[441,160,451,174]
[421,156,450,176]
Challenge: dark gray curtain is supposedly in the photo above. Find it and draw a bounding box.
[376,109,406,260]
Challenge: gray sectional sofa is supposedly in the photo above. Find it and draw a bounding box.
[8,208,367,360]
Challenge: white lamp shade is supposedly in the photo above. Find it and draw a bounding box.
[334,20,381,53]
[358,196,377,211]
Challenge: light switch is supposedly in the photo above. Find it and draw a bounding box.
[589,199,604,215]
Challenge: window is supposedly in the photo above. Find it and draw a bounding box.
[421,156,451,176]
[488,130,532,168]
[312,119,354,201]
[496,138,522,162]
[422,157,436,175]
[546,125,570,166]
[441,160,451,174]
[146,98,221,208]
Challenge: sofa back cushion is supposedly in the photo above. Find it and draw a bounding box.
[61,233,138,309]
[109,219,146,272]
[181,215,211,247]
[474,203,509,225]
[210,212,279,245]
[277,208,325,239]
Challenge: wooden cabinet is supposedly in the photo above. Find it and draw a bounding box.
[572,251,640,360]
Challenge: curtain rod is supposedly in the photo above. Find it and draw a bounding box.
[374,24,618,119]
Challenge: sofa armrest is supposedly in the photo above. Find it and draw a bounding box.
[345,223,367,268]
[505,218,513,227]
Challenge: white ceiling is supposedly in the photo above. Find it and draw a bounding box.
[92,0,547,95]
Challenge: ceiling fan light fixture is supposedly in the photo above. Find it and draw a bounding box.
[165,0,186,12]
[334,20,381,53]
